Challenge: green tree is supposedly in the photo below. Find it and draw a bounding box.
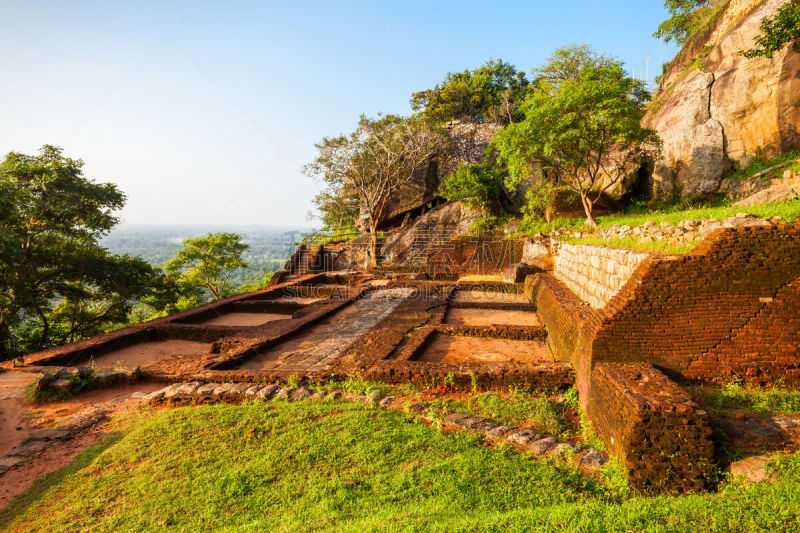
[311,179,360,231]
[410,59,530,124]
[743,1,800,58]
[654,1,715,45]
[533,44,615,94]
[0,145,160,358]
[304,114,445,267]
[494,57,659,227]
[164,232,249,301]
[439,159,504,213]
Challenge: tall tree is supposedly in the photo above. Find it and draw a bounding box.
[164,232,249,300]
[410,59,530,124]
[533,44,615,93]
[494,56,659,227]
[0,145,160,358]
[304,114,445,267]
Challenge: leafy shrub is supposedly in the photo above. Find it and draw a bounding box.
[440,161,503,212]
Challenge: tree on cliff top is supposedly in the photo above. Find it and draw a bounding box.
[654,1,717,45]
[743,1,800,58]
[164,232,249,301]
[493,57,659,228]
[0,145,162,359]
[410,59,530,124]
[304,115,445,267]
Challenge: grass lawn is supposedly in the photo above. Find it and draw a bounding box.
[698,383,800,416]
[562,236,701,255]
[520,198,800,237]
[2,399,800,532]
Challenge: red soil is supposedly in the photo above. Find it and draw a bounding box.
[89,339,210,369]
[194,312,291,327]
[445,308,541,327]
[415,334,551,364]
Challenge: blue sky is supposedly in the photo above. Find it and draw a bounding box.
[0,1,678,226]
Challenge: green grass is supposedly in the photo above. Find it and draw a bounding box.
[428,390,571,436]
[701,383,800,415]
[23,372,102,403]
[723,152,800,181]
[564,236,701,255]
[4,400,800,531]
[518,198,800,250]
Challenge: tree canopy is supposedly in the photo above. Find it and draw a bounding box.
[410,59,530,124]
[654,1,715,45]
[164,232,249,301]
[493,55,659,227]
[439,158,504,213]
[743,1,800,59]
[304,114,445,266]
[0,145,163,358]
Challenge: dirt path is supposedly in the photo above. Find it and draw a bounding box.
[0,373,162,511]
[0,371,39,457]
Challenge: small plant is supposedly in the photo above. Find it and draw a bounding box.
[24,371,101,404]
[469,373,480,395]
[286,374,301,389]
[443,373,456,391]
[562,387,579,410]
[426,406,444,431]
[600,459,632,501]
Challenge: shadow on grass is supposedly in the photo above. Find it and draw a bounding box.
[0,431,125,529]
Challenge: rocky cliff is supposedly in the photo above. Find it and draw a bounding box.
[647,0,800,196]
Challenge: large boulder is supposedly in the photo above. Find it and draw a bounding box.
[379,201,482,267]
[647,0,800,197]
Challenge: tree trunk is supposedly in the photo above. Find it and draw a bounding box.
[368,222,379,269]
[0,321,9,361]
[580,193,598,228]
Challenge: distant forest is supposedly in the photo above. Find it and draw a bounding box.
[101,224,310,288]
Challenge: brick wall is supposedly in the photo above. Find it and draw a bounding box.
[551,242,653,308]
[692,278,800,385]
[587,362,714,492]
[530,224,800,491]
[592,225,800,379]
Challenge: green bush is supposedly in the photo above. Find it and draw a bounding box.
[440,161,504,212]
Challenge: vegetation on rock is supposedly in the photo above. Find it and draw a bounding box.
[494,47,659,227]
[410,59,530,124]
[304,114,445,267]
[743,0,800,58]
[654,1,723,45]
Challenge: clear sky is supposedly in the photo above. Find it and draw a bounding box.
[0,0,678,227]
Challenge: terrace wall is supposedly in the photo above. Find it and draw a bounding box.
[587,362,714,492]
[551,242,652,308]
[530,224,800,490]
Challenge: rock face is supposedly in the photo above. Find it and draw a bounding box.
[380,201,482,267]
[648,0,800,196]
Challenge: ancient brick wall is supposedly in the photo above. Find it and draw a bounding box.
[525,275,597,367]
[691,278,800,385]
[551,242,653,308]
[531,224,800,491]
[592,225,800,379]
[587,362,714,492]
